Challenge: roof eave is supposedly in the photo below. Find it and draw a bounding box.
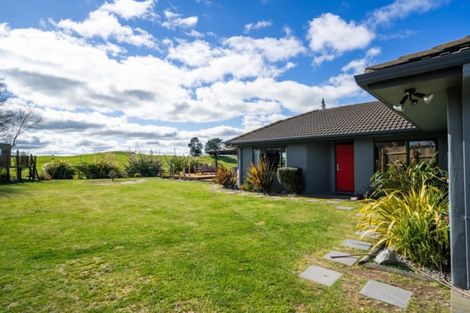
[227,128,420,146]
[355,49,470,89]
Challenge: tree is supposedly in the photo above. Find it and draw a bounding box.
[205,138,224,153]
[8,107,42,148]
[0,81,41,147]
[188,137,203,157]
[0,82,13,135]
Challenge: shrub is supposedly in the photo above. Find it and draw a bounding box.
[43,160,75,179]
[164,155,188,176]
[215,166,237,188]
[0,169,9,181]
[187,158,201,174]
[358,184,449,271]
[277,167,303,194]
[75,154,122,179]
[245,159,275,193]
[369,155,447,198]
[125,153,162,177]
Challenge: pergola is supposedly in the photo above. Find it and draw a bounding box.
[207,148,237,170]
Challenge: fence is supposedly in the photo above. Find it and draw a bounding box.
[0,150,39,182]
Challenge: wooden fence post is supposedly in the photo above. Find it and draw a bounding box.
[6,156,10,181]
[16,150,21,181]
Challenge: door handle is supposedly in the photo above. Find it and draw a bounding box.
[336,164,340,171]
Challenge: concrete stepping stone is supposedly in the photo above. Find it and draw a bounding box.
[451,290,470,313]
[299,265,343,287]
[342,239,372,251]
[307,198,320,202]
[326,200,341,204]
[324,250,358,266]
[336,205,354,211]
[360,280,412,309]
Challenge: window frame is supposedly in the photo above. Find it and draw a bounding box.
[252,146,286,169]
[374,138,438,171]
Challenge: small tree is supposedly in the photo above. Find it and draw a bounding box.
[0,81,13,135]
[188,137,203,157]
[205,138,224,153]
[0,81,41,147]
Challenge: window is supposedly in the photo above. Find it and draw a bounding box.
[376,141,407,172]
[375,139,437,171]
[409,140,436,163]
[253,147,286,169]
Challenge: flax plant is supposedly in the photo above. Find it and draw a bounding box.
[245,159,275,193]
[358,183,449,271]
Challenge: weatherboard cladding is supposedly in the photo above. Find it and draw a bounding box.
[227,101,417,145]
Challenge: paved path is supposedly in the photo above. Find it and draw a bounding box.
[299,229,413,310]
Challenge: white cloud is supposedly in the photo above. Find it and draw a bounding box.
[100,0,156,20]
[56,7,155,47]
[307,13,375,64]
[0,6,365,155]
[244,20,272,33]
[167,40,223,67]
[367,0,447,27]
[342,47,381,74]
[162,10,198,29]
[223,35,305,62]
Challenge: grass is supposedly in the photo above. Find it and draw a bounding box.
[0,179,448,312]
[36,151,237,172]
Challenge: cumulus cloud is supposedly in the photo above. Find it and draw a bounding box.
[0,21,363,153]
[100,0,156,20]
[1,1,397,155]
[341,47,381,74]
[244,20,273,33]
[307,13,375,65]
[223,35,305,62]
[167,40,223,67]
[367,0,447,27]
[56,4,155,47]
[162,10,198,29]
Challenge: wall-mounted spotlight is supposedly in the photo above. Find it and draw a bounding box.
[393,88,434,112]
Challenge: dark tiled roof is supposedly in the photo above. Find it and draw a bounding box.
[227,101,417,145]
[366,35,470,72]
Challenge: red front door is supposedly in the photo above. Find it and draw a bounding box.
[336,143,355,193]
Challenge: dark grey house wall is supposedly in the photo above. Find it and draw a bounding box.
[307,142,331,194]
[236,132,447,195]
[447,84,468,289]
[286,142,331,194]
[354,138,374,195]
[286,143,308,191]
[239,146,253,184]
[438,133,448,170]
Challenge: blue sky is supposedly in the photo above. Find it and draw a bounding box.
[0,0,468,154]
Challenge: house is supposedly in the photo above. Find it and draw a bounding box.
[355,35,470,290]
[228,35,470,290]
[226,101,447,196]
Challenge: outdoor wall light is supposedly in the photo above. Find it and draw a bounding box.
[393,88,434,112]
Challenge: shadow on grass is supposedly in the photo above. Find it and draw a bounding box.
[0,181,40,196]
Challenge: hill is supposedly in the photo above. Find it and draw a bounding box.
[36,151,237,171]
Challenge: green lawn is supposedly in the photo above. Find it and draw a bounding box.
[0,179,448,312]
[36,152,237,172]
